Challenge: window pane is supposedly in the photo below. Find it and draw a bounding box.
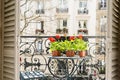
[63,20,67,27]
[38,0,44,9]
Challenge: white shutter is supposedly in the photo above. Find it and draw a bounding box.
[107,0,120,80]
[2,0,19,80]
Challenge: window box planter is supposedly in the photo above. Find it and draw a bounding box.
[56,28,62,34]
[62,28,68,34]
[35,29,44,34]
[66,50,75,57]
[78,51,86,57]
[48,35,88,57]
[52,50,61,56]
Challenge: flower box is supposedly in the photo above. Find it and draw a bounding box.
[48,35,88,57]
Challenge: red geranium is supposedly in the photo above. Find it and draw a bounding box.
[48,37,56,42]
[69,36,75,41]
[55,34,61,39]
[78,34,83,39]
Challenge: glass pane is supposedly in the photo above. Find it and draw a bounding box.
[63,20,67,27]
[36,22,41,29]
[37,0,44,9]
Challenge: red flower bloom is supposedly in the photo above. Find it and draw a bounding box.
[78,34,83,39]
[55,34,61,39]
[69,36,75,41]
[48,37,56,42]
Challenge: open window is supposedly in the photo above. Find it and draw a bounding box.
[56,19,68,34]
[1,0,120,80]
[56,0,68,13]
[78,20,88,35]
[78,0,88,14]
[36,0,45,14]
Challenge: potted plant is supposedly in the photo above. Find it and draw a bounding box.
[62,36,79,57]
[48,34,88,57]
[63,38,75,57]
[48,35,64,56]
[74,36,88,57]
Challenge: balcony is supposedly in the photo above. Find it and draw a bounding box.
[20,35,106,80]
[98,2,107,10]
[78,8,89,14]
[35,29,44,34]
[56,28,68,34]
[36,9,45,14]
[78,29,88,35]
[56,8,68,13]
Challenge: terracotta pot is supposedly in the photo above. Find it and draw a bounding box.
[52,50,61,56]
[66,50,75,57]
[79,51,86,57]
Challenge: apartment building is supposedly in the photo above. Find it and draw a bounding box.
[20,0,96,36]
[96,0,107,43]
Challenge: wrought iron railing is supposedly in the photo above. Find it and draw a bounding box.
[56,8,68,13]
[78,8,89,14]
[98,2,107,10]
[78,29,88,35]
[56,28,68,34]
[20,36,106,80]
[36,9,45,14]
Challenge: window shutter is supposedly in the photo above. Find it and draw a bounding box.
[108,0,120,80]
[2,0,19,80]
[0,0,2,80]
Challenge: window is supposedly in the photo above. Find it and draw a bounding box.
[58,19,67,28]
[59,0,68,9]
[35,21,44,34]
[63,20,67,27]
[78,20,88,34]
[2,0,120,80]
[36,0,44,14]
[56,19,68,34]
[100,16,107,32]
[78,20,87,29]
[99,0,107,9]
[78,1,88,14]
[56,0,68,13]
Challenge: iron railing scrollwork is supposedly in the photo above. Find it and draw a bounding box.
[20,36,106,80]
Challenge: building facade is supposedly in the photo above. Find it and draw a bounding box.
[96,0,107,43]
[20,0,96,36]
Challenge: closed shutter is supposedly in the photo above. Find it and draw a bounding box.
[107,0,120,80]
[2,0,19,80]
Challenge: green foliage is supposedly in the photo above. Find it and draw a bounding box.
[73,38,88,51]
[62,40,76,51]
[50,41,62,52]
[49,37,88,52]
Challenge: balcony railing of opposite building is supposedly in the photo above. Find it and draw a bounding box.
[36,9,45,14]
[56,28,68,34]
[98,2,107,10]
[56,8,68,13]
[78,8,89,14]
[78,29,88,34]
